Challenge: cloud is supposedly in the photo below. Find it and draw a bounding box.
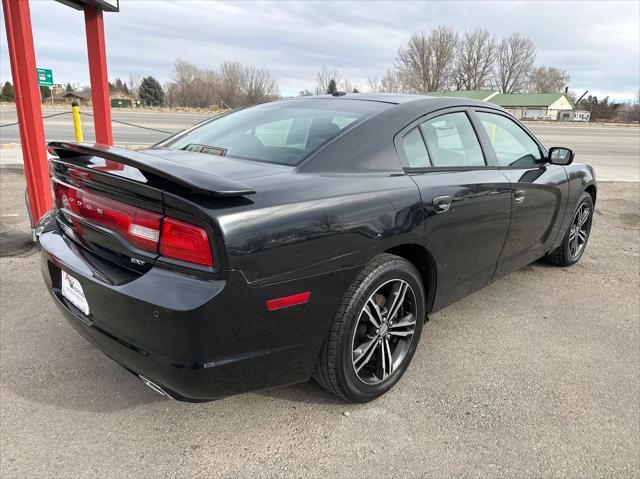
[1,0,638,100]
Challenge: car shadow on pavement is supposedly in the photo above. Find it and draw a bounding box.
[257,380,346,406]
[1,310,167,412]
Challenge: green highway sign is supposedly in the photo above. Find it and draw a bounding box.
[37,68,53,87]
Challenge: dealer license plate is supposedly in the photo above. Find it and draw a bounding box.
[61,270,90,316]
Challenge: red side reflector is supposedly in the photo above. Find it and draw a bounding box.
[266,292,311,311]
[160,217,213,267]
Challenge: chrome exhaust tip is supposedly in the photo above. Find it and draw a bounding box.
[138,375,175,400]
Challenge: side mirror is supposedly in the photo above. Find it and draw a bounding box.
[548,147,575,166]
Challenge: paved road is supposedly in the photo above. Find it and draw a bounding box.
[1,107,639,180]
[0,107,210,145]
[527,124,640,181]
[0,171,638,478]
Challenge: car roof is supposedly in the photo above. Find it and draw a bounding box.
[294,93,510,174]
[300,93,426,104]
[289,93,504,112]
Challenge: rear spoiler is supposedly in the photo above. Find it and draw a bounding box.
[47,142,256,197]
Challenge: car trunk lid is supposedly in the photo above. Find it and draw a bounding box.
[47,142,261,275]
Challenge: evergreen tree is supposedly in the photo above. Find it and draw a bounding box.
[39,85,51,100]
[327,79,337,94]
[1,81,14,101]
[115,78,130,94]
[138,76,165,106]
[65,83,74,92]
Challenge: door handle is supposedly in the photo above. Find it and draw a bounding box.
[432,195,452,213]
[514,190,526,204]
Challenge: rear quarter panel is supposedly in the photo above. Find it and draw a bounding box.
[213,172,424,285]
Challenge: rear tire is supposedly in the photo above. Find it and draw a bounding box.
[546,192,594,266]
[313,254,425,402]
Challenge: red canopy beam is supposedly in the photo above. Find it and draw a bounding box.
[84,4,113,145]
[2,0,52,226]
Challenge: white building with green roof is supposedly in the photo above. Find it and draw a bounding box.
[489,93,574,120]
[426,90,577,121]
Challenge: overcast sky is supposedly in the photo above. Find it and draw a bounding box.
[1,0,639,100]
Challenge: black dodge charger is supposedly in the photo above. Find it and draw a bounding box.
[37,94,596,402]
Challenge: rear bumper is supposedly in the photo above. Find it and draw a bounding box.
[39,228,358,401]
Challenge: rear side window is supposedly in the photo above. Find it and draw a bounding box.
[402,128,430,168]
[476,112,543,167]
[420,112,485,167]
[159,100,389,166]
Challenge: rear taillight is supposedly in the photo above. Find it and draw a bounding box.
[160,217,213,267]
[53,180,214,268]
[53,181,162,253]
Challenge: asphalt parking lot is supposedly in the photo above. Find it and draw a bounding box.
[0,168,639,477]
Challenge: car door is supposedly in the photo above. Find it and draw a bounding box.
[471,109,569,278]
[396,109,512,311]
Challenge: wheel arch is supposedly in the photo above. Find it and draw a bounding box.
[585,184,597,205]
[384,243,437,314]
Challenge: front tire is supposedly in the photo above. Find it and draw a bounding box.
[313,254,425,402]
[546,192,594,266]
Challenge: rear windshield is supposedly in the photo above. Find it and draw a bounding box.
[158,99,389,166]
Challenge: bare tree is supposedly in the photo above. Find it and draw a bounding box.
[316,67,342,94]
[496,33,536,93]
[220,61,244,108]
[339,78,353,93]
[367,76,380,93]
[165,59,278,109]
[380,68,408,93]
[527,66,570,93]
[453,28,497,90]
[127,73,142,97]
[164,81,178,108]
[395,26,459,92]
[169,59,211,107]
[239,66,279,105]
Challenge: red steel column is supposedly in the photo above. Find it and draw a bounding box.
[84,5,113,145]
[2,0,52,225]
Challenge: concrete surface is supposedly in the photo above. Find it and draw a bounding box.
[1,106,639,181]
[0,169,638,478]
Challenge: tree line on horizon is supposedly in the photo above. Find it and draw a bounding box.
[1,25,638,121]
[371,28,571,95]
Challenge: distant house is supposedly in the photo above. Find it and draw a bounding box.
[109,90,141,108]
[52,91,90,106]
[560,110,591,122]
[426,90,578,121]
[489,93,574,120]
[426,90,499,102]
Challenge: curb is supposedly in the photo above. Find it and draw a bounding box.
[0,163,27,170]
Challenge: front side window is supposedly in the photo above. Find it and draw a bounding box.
[420,112,485,167]
[159,99,389,166]
[477,112,543,167]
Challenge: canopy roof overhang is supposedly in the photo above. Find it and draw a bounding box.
[55,0,119,12]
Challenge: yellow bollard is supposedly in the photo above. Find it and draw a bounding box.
[71,101,83,142]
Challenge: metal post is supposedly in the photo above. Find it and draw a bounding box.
[2,0,52,227]
[84,5,113,145]
[71,101,84,142]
